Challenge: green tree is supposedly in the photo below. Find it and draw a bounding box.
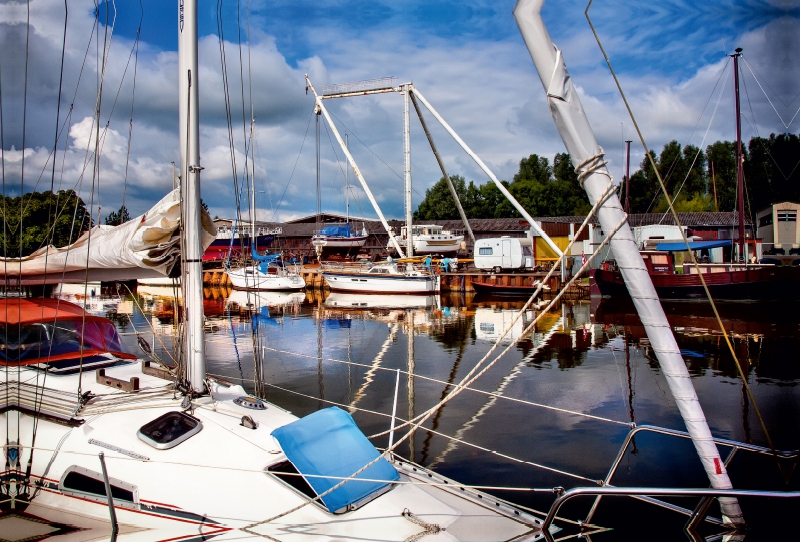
[706,141,739,212]
[413,175,468,221]
[0,190,92,257]
[105,205,131,226]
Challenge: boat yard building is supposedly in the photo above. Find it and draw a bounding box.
[214,212,755,268]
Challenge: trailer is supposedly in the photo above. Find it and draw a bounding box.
[473,237,534,272]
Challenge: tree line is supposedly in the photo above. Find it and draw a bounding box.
[414,133,799,220]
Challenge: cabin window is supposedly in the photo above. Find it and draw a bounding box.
[650,255,669,265]
[778,211,797,222]
[60,466,138,505]
[480,323,495,332]
[479,247,493,255]
[759,214,773,227]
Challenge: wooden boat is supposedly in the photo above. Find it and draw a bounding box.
[591,250,800,301]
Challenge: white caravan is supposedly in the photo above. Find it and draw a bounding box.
[473,237,534,271]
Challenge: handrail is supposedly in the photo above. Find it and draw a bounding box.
[582,424,799,526]
[542,487,800,539]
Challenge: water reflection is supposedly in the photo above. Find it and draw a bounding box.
[60,284,800,538]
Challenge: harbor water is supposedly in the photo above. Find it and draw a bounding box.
[71,285,800,540]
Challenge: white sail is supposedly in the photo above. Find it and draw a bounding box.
[0,188,216,284]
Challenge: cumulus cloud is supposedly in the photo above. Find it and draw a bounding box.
[1,0,795,222]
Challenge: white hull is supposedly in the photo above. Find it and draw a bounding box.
[227,266,306,291]
[2,363,541,540]
[312,237,368,249]
[322,264,437,294]
[226,288,305,309]
[325,292,437,309]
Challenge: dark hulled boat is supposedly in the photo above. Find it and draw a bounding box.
[591,251,800,301]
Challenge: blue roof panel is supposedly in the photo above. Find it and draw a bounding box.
[271,407,398,513]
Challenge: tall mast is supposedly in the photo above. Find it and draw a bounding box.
[732,48,745,261]
[403,84,414,257]
[514,0,744,525]
[250,114,256,243]
[316,110,321,229]
[624,140,631,214]
[345,133,350,224]
[178,0,206,393]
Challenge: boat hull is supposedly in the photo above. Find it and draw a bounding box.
[591,266,800,301]
[228,267,306,291]
[471,280,543,297]
[322,272,436,294]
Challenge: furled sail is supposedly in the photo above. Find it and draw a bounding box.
[0,188,217,285]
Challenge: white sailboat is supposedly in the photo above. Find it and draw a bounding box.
[226,246,306,291]
[0,3,545,540]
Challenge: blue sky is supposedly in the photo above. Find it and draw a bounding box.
[2,0,797,222]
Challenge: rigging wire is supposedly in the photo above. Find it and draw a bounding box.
[658,59,731,222]
[584,4,782,476]
[268,110,314,222]
[741,56,800,130]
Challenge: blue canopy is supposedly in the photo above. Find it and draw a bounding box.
[655,239,732,252]
[317,224,353,238]
[271,407,399,513]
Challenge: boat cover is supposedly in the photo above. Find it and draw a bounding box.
[0,298,136,365]
[271,406,399,513]
[316,224,353,238]
[656,239,732,252]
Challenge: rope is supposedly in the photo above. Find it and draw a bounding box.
[243,171,623,532]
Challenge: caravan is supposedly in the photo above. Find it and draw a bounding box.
[473,237,534,272]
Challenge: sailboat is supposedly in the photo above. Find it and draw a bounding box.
[0,2,546,540]
[225,119,306,291]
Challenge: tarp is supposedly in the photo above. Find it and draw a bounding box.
[656,240,732,252]
[0,298,136,365]
[0,189,217,282]
[317,224,353,238]
[271,407,398,513]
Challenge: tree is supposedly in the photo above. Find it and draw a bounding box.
[0,190,92,257]
[413,175,468,221]
[706,141,738,212]
[105,205,131,226]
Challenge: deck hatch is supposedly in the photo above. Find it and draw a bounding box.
[137,411,203,450]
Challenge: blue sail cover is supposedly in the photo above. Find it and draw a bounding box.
[271,407,399,513]
[655,239,732,251]
[317,224,353,238]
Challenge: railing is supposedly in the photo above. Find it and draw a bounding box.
[541,487,800,541]
[574,424,799,536]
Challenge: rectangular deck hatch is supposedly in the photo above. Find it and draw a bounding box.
[138,411,202,450]
[271,407,399,514]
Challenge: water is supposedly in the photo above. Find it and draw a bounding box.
[85,287,800,540]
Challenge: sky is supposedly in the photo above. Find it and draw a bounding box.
[1,0,798,223]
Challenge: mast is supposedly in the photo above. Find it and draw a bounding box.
[250,113,256,243]
[403,84,414,257]
[624,140,631,214]
[178,0,206,393]
[514,0,744,526]
[345,133,350,224]
[732,48,745,262]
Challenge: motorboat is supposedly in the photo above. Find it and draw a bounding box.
[388,224,464,255]
[321,260,438,294]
